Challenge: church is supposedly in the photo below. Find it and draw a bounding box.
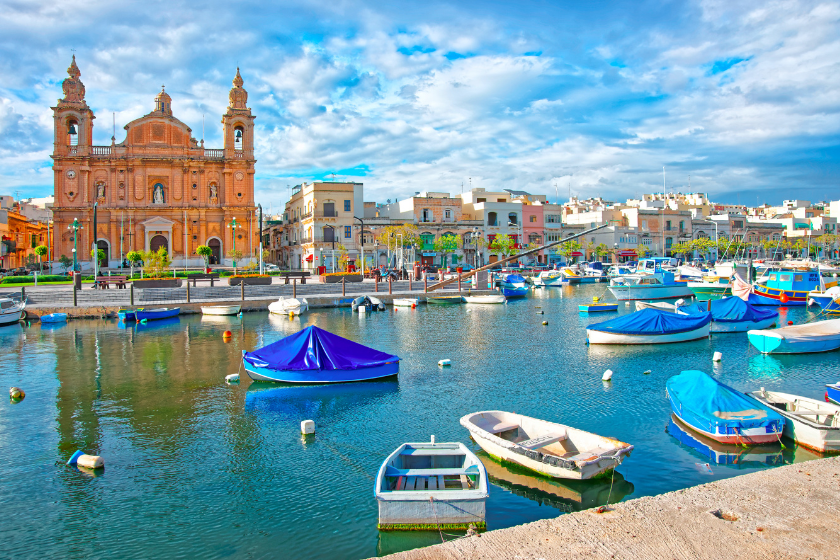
[51,56,258,269]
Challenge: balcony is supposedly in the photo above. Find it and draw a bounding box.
[204,149,224,159]
[300,211,313,220]
[300,236,313,244]
[316,210,339,218]
[91,146,112,156]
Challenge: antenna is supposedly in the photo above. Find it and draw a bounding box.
[113,113,116,138]
[202,114,205,142]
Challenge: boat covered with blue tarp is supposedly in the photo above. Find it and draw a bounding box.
[501,274,527,289]
[666,370,784,444]
[679,296,779,332]
[243,325,400,383]
[586,308,711,344]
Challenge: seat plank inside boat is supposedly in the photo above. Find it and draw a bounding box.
[487,422,519,434]
[517,432,567,450]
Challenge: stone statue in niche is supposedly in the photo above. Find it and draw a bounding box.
[209,184,218,199]
[96,182,106,199]
[153,183,165,204]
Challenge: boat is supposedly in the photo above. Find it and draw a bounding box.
[666,370,785,445]
[459,410,633,480]
[560,267,582,284]
[607,265,636,279]
[134,308,180,321]
[463,294,506,304]
[426,295,463,304]
[242,325,399,383]
[581,262,609,282]
[827,383,840,405]
[268,297,309,316]
[807,285,840,314]
[392,298,420,307]
[677,296,779,333]
[578,296,617,313]
[676,265,706,282]
[502,286,529,298]
[747,318,840,354]
[607,258,694,301]
[374,438,488,530]
[687,276,732,301]
[635,300,684,312]
[749,388,840,452]
[666,414,785,467]
[117,309,137,321]
[531,270,565,287]
[0,297,25,327]
[586,308,711,344]
[40,313,68,323]
[351,296,385,313]
[749,267,824,305]
[500,274,527,289]
[201,304,241,316]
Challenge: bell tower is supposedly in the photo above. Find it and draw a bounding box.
[52,55,95,156]
[222,68,255,157]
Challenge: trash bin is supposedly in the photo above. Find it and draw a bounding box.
[73,272,82,290]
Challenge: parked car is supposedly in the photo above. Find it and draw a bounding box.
[265,263,279,271]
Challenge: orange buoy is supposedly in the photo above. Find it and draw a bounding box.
[779,293,789,304]
[223,330,232,339]
[787,321,793,325]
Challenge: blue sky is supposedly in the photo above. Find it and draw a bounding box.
[1,0,839,210]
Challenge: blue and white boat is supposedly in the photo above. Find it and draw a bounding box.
[748,318,840,354]
[40,313,67,323]
[117,309,137,321]
[243,325,400,383]
[135,308,180,321]
[666,414,783,467]
[501,274,527,289]
[666,370,785,445]
[608,258,694,301]
[827,382,840,405]
[807,286,840,314]
[750,267,824,305]
[586,308,711,344]
[502,285,529,298]
[677,296,779,333]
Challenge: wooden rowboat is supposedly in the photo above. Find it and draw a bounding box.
[200,305,241,316]
[749,389,840,452]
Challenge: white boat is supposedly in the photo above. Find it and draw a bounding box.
[351,296,385,312]
[748,318,840,354]
[200,304,241,316]
[463,294,506,304]
[586,308,711,345]
[676,265,706,281]
[749,389,840,453]
[459,410,633,480]
[635,300,684,312]
[531,270,565,287]
[0,297,25,327]
[374,438,488,530]
[608,259,694,300]
[268,297,309,316]
[392,298,420,307]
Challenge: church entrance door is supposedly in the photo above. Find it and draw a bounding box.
[208,238,221,265]
[150,235,168,254]
[96,240,109,269]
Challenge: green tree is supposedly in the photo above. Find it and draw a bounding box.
[434,234,462,269]
[90,248,106,265]
[126,250,143,278]
[142,247,172,278]
[489,234,517,260]
[670,242,692,259]
[58,254,72,273]
[195,245,213,269]
[336,244,349,271]
[227,248,244,274]
[593,243,610,262]
[34,245,48,272]
[691,238,716,261]
[556,239,582,263]
[635,243,650,259]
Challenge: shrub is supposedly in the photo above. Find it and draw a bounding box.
[1,275,69,284]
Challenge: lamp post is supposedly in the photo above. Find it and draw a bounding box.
[228,217,241,274]
[354,217,364,275]
[68,218,82,273]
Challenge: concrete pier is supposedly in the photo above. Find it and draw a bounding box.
[380,456,840,560]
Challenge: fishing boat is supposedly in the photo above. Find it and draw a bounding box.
[607,265,636,279]
[502,286,529,298]
[268,297,309,316]
[392,298,419,307]
[586,308,711,344]
[375,438,488,530]
[463,294,506,304]
[560,267,582,284]
[608,258,693,300]
[749,388,840,452]
[747,318,840,354]
[117,309,137,321]
[134,307,180,321]
[426,295,463,304]
[351,296,385,313]
[581,262,609,282]
[0,297,25,327]
[578,297,617,313]
[666,414,785,467]
[827,383,840,405]
[666,370,785,445]
[531,270,565,287]
[500,274,527,289]
[807,286,840,314]
[201,304,241,316]
[459,411,633,481]
[242,325,399,383]
[687,276,732,301]
[677,296,779,333]
[749,267,824,305]
[40,312,68,323]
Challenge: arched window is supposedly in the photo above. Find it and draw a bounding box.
[487,212,498,226]
[234,125,244,150]
[67,119,79,146]
[508,212,518,225]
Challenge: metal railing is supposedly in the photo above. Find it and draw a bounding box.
[315,210,339,218]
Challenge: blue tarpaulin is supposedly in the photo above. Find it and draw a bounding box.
[243,326,399,371]
[667,370,784,431]
[505,274,526,284]
[588,308,711,335]
[680,296,779,323]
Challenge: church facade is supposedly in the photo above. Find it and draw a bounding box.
[51,56,258,269]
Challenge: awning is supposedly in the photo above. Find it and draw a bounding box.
[570,251,584,257]
[305,254,314,262]
[619,250,637,256]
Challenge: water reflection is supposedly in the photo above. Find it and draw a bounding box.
[245,380,401,421]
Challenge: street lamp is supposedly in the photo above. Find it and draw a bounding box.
[68,218,82,273]
[228,217,242,274]
[354,217,365,275]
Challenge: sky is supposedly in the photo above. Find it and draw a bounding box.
[1,0,839,211]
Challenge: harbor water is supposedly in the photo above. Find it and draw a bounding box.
[1,284,836,559]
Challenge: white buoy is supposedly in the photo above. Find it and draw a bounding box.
[225,373,240,384]
[713,352,722,362]
[625,302,631,306]
[431,434,435,444]
[301,420,315,435]
[643,370,652,375]
[77,454,104,469]
[602,369,613,381]
[438,359,452,367]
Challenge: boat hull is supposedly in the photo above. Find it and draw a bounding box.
[747,331,840,354]
[688,284,731,301]
[578,304,618,313]
[135,308,180,321]
[0,309,23,326]
[750,391,840,453]
[827,384,840,405]
[39,313,67,323]
[808,293,840,313]
[608,284,694,301]
[376,498,485,531]
[750,285,808,305]
[587,323,710,344]
[244,361,399,383]
[711,315,777,333]
[426,296,463,304]
[117,309,136,321]
[502,287,528,298]
[201,305,241,316]
[671,414,782,445]
[463,295,506,304]
[392,298,419,307]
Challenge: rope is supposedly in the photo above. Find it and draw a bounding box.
[429,497,446,544]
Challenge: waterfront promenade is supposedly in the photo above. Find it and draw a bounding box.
[381,455,840,560]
